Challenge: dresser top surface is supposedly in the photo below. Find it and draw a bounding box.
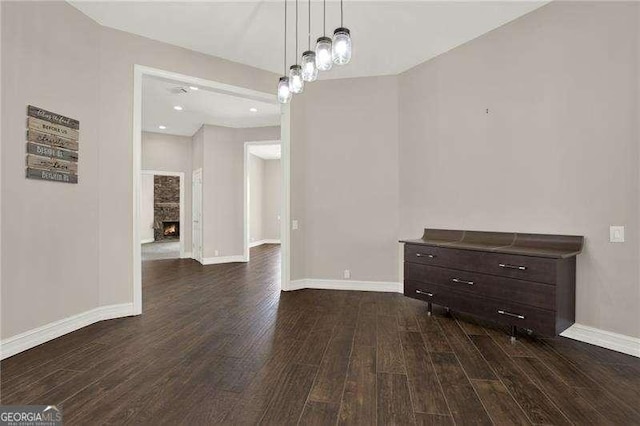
[401,228,584,259]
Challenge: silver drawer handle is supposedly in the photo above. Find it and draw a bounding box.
[416,290,433,297]
[451,278,474,285]
[416,253,436,258]
[497,310,525,320]
[499,263,527,271]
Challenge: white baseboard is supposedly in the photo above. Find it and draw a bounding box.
[249,239,281,248]
[561,323,640,358]
[0,303,135,360]
[289,278,402,293]
[201,255,248,265]
[181,251,192,259]
[140,238,155,244]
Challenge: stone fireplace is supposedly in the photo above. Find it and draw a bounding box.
[154,175,180,241]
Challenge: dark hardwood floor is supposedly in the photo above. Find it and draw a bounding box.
[2,244,639,425]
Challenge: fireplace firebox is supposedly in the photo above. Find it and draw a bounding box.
[162,221,180,239]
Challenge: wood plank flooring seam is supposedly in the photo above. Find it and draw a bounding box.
[470,344,536,426]
[332,306,368,426]
[425,344,456,422]
[295,333,335,425]
[438,318,494,423]
[396,331,421,423]
[469,335,572,426]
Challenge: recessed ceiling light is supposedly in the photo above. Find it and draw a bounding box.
[173,105,183,111]
[189,86,199,91]
[158,125,167,130]
[249,107,258,112]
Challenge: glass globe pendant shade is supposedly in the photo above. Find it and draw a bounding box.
[301,51,318,82]
[289,65,304,94]
[315,36,333,71]
[332,27,351,65]
[277,77,292,104]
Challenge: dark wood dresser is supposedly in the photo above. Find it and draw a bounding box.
[401,229,583,338]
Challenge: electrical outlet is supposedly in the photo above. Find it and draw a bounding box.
[292,220,299,230]
[610,226,625,243]
[343,269,351,279]
[214,250,219,256]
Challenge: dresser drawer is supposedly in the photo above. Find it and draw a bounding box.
[404,244,464,268]
[404,244,557,284]
[480,252,557,284]
[405,263,556,310]
[405,280,556,336]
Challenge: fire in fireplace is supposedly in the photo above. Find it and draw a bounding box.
[163,221,180,238]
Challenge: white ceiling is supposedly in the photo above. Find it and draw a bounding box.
[71,1,549,80]
[249,144,281,160]
[142,76,280,136]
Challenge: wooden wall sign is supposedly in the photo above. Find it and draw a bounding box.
[27,142,78,162]
[28,117,79,140]
[27,129,79,151]
[25,106,79,184]
[26,168,78,184]
[27,154,78,174]
[27,105,80,129]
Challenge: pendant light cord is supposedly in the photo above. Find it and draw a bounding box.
[308,0,311,50]
[295,0,299,61]
[284,0,287,74]
[341,0,344,27]
[323,0,326,36]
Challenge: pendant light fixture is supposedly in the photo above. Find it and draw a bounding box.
[315,0,332,71]
[277,0,353,99]
[288,0,304,94]
[278,0,292,104]
[332,0,352,65]
[301,0,317,82]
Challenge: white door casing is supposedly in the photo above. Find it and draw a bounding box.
[192,168,203,263]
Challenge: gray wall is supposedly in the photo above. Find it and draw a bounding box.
[249,154,264,243]
[249,156,281,243]
[2,1,101,339]
[1,0,278,340]
[199,125,280,259]
[263,159,282,241]
[142,131,192,249]
[397,1,640,338]
[291,76,400,282]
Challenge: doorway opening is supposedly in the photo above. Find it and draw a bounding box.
[133,65,291,315]
[244,141,282,261]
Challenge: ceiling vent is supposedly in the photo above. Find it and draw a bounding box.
[168,86,188,94]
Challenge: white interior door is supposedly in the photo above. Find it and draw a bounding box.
[192,168,203,262]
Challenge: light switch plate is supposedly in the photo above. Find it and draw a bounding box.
[609,226,625,243]
[292,219,299,230]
